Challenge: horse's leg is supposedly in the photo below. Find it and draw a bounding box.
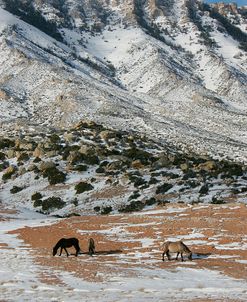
[75,245,80,257]
[59,247,63,256]
[76,243,81,256]
[181,253,184,262]
[176,252,180,260]
[89,247,95,256]
[162,252,166,261]
[65,247,69,257]
[166,251,171,261]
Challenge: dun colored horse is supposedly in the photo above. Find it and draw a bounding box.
[53,237,81,257]
[162,240,192,261]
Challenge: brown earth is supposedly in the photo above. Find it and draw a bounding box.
[2,203,247,300]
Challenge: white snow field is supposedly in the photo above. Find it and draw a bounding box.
[1,207,247,301]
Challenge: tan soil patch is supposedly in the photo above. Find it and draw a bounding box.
[9,203,247,287]
[0,205,18,222]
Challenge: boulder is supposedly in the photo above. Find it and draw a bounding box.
[18,167,27,175]
[99,130,116,141]
[33,147,45,158]
[5,165,17,174]
[63,132,76,142]
[198,160,217,172]
[131,160,144,169]
[67,151,84,164]
[6,150,16,159]
[106,161,123,171]
[79,145,94,155]
[180,163,189,171]
[39,161,56,171]
[19,141,36,151]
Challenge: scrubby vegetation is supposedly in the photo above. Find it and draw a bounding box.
[3,0,63,41]
[1,119,247,215]
[201,3,247,51]
[41,196,66,213]
[10,185,24,194]
[42,167,66,185]
[75,182,94,194]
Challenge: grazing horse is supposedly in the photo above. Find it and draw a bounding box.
[162,240,192,262]
[88,238,95,256]
[52,237,81,257]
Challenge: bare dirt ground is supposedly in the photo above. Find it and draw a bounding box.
[8,203,247,284]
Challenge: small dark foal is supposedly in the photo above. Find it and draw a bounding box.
[52,237,81,257]
[88,238,95,256]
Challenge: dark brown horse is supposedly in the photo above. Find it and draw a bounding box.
[53,237,81,257]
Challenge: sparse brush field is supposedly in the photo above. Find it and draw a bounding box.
[1,120,247,217]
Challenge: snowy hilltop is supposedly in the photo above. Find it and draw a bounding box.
[0,0,246,162]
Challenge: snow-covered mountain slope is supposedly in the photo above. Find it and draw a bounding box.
[0,1,246,162]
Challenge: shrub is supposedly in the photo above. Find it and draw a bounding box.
[156,183,173,194]
[157,199,170,206]
[17,152,29,162]
[100,160,109,167]
[128,191,141,201]
[75,182,94,194]
[182,169,197,180]
[84,155,99,165]
[122,147,152,164]
[62,145,80,160]
[74,164,88,172]
[127,171,142,183]
[119,200,144,213]
[31,192,43,201]
[199,184,209,195]
[2,167,16,181]
[101,206,112,215]
[219,160,243,177]
[49,134,60,144]
[33,157,42,163]
[94,206,101,212]
[211,196,225,204]
[133,177,147,188]
[0,161,9,172]
[43,167,66,185]
[72,198,78,206]
[10,186,24,194]
[187,180,199,189]
[0,138,15,149]
[0,152,6,160]
[96,166,105,173]
[145,197,157,206]
[41,196,66,212]
[4,0,63,41]
[149,177,159,185]
[33,199,42,207]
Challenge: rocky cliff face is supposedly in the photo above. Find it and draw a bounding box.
[0,0,246,162]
